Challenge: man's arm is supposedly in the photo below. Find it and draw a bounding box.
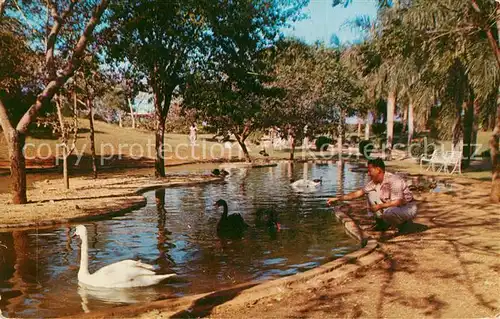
[370,198,407,212]
[327,189,364,206]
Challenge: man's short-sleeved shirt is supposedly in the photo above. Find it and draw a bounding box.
[362,172,413,203]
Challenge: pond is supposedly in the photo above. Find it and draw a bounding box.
[0,161,368,318]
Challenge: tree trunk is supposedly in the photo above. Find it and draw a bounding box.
[491,95,500,202]
[153,83,174,177]
[452,103,463,152]
[463,94,478,169]
[337,109,345,161]
[364,112,370,140]
[357,120,361,137]
[9,130,27,204]
[235,134,252,163]
[288,128,295,161]
[1,99,27,204]
[87,98,97,179]
[402,104,408,134]
[56,94,70,189]
[489,113,496,131]
[386,90,396,153]
[128,98,136,129]
[491,2,500,202]
[62,146,69,189]
[118,112,123,128]
[407,98,414,148]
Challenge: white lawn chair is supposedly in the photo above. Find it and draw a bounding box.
[442,151,462,175]
[420,150,445,172]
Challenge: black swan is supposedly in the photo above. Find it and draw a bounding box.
[259,149,269,157]
[214,199,249,236]
[255,208,281,232]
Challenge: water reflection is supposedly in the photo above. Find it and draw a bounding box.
[337,160,345,196]
[0,161,368,317]
[78,284,160,313]
[155,189,173,268]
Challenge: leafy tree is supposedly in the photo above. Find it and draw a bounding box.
[314,45,364,155]
[264,40,321,160]
[76,55,113,179]
[400,0,500,200]
[0,0,109,204]
[106,0,210,176]
[182,0,308,163]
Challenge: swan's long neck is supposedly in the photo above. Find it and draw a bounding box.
[78,233,90,277]
[221,202,228,219]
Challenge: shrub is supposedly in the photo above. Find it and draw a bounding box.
[315,136,333,151]
[481,149,491,158]
[349,135,360,145]
[410,142,435,158]
[359,140,375,159]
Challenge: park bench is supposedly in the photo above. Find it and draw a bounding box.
[420,150,462,174]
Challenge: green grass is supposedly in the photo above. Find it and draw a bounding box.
[0,119,292,162]
[438,131,492,154]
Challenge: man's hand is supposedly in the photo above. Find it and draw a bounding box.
[370,203,384,213]
[327,197,340,206]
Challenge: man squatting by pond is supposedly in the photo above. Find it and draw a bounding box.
[327,158,417,232]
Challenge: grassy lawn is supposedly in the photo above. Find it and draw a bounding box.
[437,131,492,155]
[0,119,291,163]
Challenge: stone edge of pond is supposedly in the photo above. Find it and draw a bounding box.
[0,176,224,232]
[68,202,382,319]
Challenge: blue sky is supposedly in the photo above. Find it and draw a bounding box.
[284,0,378,45]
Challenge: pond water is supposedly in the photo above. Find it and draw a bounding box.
[0,161,368,318]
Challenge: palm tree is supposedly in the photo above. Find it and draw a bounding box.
[401,0,499,200]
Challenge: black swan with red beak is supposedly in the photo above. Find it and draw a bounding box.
[214,199,249,237]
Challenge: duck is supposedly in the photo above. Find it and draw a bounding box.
[211,169,230,177]
[214,199,249,236]
[73,225,176,288]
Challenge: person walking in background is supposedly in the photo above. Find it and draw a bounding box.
[189,123,197,146]
[327,158,417,232]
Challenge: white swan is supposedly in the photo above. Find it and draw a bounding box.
[290,177,322,189]
[73,225,175,288]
